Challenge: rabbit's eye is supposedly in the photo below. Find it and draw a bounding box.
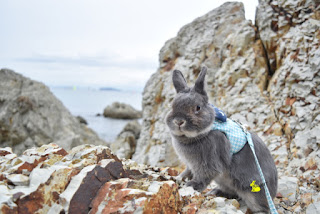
[195,105,201,113]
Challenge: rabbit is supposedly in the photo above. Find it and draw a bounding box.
[165,67,278,213]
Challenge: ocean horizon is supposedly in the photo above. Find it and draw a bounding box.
[50,86,143,143]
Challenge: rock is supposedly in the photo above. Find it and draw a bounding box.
[103,102,142,119]
[90,179,180,214]
[120,120,141,139]
[178,186,200,197]
[277,176,298,202]
[0,144,248,214]
[306,201,320,214]
[110,120,141,159]
[6,174,29,186]
[0,69,106,154]
[256,0,320,158]
[76,116,88,125]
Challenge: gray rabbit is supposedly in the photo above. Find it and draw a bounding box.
[166,67,278,213]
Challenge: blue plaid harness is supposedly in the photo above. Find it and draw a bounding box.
[213,119,247,155]
[210,104,278,214]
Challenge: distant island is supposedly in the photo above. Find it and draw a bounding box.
[49,86,121,91]
[99,87,121,91]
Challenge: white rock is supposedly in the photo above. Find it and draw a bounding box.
[6,174,29,186]
[278,176,298,202]
[178,186,200,197]
[147,181,161,193]
[306,201,320,214]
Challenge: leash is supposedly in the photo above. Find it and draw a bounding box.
[210,104,278,213]
[235,121,278,214]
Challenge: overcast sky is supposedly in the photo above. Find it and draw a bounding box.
[0,0,258,91]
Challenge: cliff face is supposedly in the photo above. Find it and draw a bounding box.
[0,69,106,154]
[256,0,320,166]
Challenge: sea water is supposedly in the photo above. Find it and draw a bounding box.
[50,87,142,143]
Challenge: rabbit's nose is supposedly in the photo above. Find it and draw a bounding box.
[174,119,186,127]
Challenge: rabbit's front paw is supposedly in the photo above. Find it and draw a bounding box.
[186,180,205,192]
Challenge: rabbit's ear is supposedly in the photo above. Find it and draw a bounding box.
[173,70,188,93]
[193,67,207,95]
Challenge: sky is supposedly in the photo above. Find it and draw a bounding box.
[0,0,258,91]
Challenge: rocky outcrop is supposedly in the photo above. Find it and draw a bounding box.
[0,69,106,154]
[2,144,318,213]
[110,120,141,159]
[133,1,320,213]
[103,102,142,119]
[0,144,247,214]
[255,1,320,212]
[256,0,320,159]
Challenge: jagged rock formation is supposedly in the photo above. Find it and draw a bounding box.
[256,0,320,164]
[0,69,106,154]
[0,144,246,214]
[133,1,320,213]
[103,102,142,119]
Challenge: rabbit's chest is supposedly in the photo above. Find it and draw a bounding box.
[171,137,206,166]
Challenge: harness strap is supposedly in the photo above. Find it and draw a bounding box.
[234,121,278,214]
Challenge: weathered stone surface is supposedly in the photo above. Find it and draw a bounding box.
[277,176,298,202]
[6,174,29,186]
[110,120,141,159]
[103,102,142,119]
[0,69,106,154]
[306,201,320,214]
[256,0,320,159]
[0,144,247,214]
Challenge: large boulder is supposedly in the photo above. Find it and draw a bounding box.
[103,102,142,119]
[0,69,106,154]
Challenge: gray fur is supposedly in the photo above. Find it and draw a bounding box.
[166,68,278,214]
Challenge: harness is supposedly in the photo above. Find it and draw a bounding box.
[210,104,278,214]
[213,119,247,155]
